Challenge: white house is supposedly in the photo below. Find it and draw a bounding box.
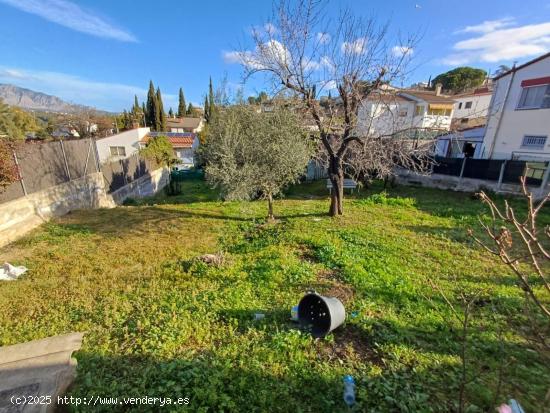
[357,87,455,138]
[95,127,150,164]
[140,132,200,169]
[481,52,550,160]
[451,87,493,129]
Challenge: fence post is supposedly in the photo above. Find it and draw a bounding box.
[459,157,467,180]
[539,162,550,197]
[59,140,71,181]
[92,139,101,173]
[83,139,92,177]
[12,150,27,196]
[497,160,507,190]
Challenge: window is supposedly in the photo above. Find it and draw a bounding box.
[458,102,463,109]
[518,85,550,109]
[521,135,547,149]
[109,146,126,156]
[428,108,445,116]
[415,105,424,116]
[464,101,472,109]
[398,109,408,117]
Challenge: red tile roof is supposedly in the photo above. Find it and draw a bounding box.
[141,133,195,148]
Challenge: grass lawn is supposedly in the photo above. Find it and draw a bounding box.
[0,177,548,412]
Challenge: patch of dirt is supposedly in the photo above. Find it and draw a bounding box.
[314,268,355,304]
[295,244,319,264]
[315,325,383,366]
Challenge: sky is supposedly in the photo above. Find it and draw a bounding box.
[0,0,549,112]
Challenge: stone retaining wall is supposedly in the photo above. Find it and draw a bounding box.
[0,168,169,248]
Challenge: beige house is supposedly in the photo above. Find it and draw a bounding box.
[165,117,204,133]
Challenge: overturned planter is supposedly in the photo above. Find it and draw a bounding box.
[0,332,83,413]
[298,292,346,338]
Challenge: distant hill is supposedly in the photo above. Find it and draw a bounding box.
[0,84,108,114]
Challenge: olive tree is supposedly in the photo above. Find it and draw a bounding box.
[230,0,432,216]
[201,105,313,220]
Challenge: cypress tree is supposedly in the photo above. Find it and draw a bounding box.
[156,87,165,132]
[141,102,147,127]
[204,95,210,122]
[133,95,140,112]
[186,103,194,116]
[146,80,156,129]
[208,77,216,120]
[168,107,174,118]
[177,88,186,118]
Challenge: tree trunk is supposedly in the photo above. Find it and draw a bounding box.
[267,192,275,221]
[328,155,344,216]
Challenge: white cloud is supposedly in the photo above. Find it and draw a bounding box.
[0,0,137,42]
[341,38,367,55]
[322,80,337,90]
[317,32,331,44]
[319,56,335,70]
[301,59,320,71]
[0,66,177,112]
[223,51,243,64]
[442,20,550,65]
[392,46,414,57]
[455,17,515,34]
[223,40,289,70]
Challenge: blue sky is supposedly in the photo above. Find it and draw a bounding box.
[0,0,549,112]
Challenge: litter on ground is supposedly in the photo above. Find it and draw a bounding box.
[0,262,28,281]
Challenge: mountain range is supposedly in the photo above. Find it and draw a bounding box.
[0,84,106,114]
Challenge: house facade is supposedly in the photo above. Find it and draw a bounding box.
[451,87,493,129]
[481,52,550,160]
[95,127,150,164]
[140,132,199,169]
[357,88,455,138]
[165,117,204,133]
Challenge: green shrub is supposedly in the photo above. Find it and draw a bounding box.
[122,197,138,206]
[357,191,416,207]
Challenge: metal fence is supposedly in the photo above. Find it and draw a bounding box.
[0,139,158,204]
[433,156,550,188]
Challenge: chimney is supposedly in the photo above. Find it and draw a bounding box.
[435,83,442,96]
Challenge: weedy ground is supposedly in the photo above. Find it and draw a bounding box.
[0,177,548,412]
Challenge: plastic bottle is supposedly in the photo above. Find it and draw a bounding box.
[343,375,355,407]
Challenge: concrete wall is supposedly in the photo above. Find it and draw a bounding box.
[396,168,549,200]
[95,128,150,164]
[482,56,550,160]
[0,167,169,248]
[109,166,169,204]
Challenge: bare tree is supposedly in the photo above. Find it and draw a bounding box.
[232,0,431,215]
[469,177,550,319]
